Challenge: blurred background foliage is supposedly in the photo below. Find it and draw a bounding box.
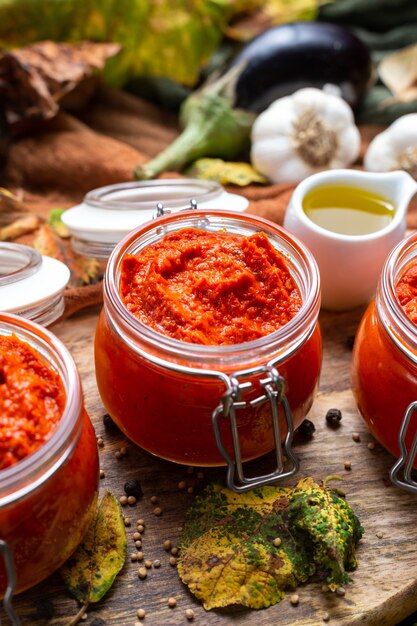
[0,0,416,123]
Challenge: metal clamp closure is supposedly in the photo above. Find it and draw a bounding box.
[152,198,198,220]
[212,365,299,492]
[0,540,20,626]
[390,401,417,494]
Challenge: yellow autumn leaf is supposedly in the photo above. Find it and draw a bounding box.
[0,215,41,241]
[185,158,267,186]
[178,485,303,610]
[178,478,363,610]
[226,0,320,41]
[61,491,127,605]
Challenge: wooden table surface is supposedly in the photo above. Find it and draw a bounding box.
[4,303,417,626]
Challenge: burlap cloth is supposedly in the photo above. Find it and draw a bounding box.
[2,84,416,317]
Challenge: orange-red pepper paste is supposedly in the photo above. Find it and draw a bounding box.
[120,228,302,345]
[0,334,65,469]
[396,262,417,323]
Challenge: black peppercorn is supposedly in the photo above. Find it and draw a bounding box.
[102,413,120,432]
[346,335,355,350]
[90,619,106,626]
[34,600,55,620]
[296,419,316,439]
[326,408,342,427]
[124,479,143,500]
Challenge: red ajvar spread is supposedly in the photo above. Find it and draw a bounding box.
[0,334,65,469]
[120,228,302,345]
[396,262,417,323]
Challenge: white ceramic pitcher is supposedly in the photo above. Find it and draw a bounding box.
[284,169,417,311]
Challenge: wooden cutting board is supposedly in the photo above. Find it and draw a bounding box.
[5,304,417,626]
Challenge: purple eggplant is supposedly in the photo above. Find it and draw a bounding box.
[229,21,372,113]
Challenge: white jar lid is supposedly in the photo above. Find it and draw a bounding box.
[0,243,70,326]
[61,179,249,259]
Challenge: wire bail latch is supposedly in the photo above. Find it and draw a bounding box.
[153,198,198,219]
[0,540,20,626]
[212,365,299,492]
[390,400,417,493]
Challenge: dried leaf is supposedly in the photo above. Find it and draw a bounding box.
[0,41,121,127]
[185,158,267,186]
[226,0,319,41]
[34,224,101,287]
[63,282,103,320]
[0,215,41,241]
[178,478,363,610]
[61,491,126,606]
[0,187,29,227]
[378,43,417,105]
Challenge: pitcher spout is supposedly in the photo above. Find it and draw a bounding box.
[388,170,417,216]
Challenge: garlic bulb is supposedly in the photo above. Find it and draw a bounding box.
[250,87,361,184]
[364,114,417,180]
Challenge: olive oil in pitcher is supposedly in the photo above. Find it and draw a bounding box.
[303,185,395,236]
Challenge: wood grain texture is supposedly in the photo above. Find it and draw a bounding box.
[4,305,417,626]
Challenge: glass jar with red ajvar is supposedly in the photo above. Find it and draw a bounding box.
[95,209,322,491]
[0,312,99,598]
[352,232,417,467]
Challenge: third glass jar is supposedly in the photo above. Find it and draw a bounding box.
[352,232,417,462]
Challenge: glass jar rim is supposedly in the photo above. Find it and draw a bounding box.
[104,209,321,368]
[0,243,70,326]
[378,231,417,361]
[62,180,249,260]
[0,312,83,506]
[0,242,42,287]
[85,178,224,211]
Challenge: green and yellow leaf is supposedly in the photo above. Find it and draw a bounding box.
[185,158,267,186]
[47,208,71,239]
[61,490,127,605]
[288,477,364,590]
[0,0,266,87]
[178,478,363,610]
